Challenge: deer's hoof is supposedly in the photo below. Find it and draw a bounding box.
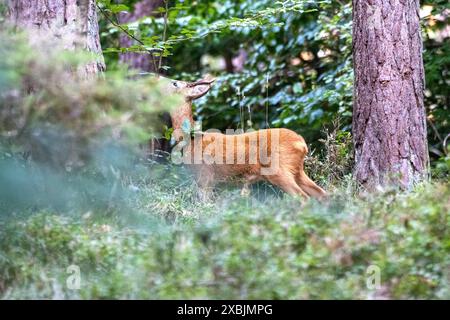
[240,187,251,197]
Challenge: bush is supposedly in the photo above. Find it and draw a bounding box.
[0,180,448,299]
[0,31,181,169]
[0,31,183,215]
[305,119,354,190]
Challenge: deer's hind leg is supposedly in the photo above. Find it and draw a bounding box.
[266,172,309,199]
[293,148,326,199]
[295,171,327,199]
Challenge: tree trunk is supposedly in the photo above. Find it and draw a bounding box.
[117,0,170,162]
[352,0,429,189]
[118,0,164,72]
[6,0,105,77]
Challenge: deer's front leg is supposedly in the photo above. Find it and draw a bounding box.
[240,174,260,197]
[240,182,251,197]
[196,166,215,201]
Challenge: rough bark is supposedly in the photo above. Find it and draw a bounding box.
[352,0,429,189]
[118,0,164,72]
[6,0,105,77]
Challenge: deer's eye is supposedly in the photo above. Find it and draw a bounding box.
[172,81,178,88]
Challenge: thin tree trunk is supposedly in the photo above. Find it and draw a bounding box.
[6,0,105,77]
[224,52,234,73]
[118,0,164,72]
[117,0,170,161]
[352,0,429,189]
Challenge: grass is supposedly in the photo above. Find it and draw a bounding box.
[0,166,448,299]
[1,29,448,300]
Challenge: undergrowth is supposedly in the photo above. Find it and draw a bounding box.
[0,173,448,299]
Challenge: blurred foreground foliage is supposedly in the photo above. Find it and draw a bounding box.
[0,30,181,213]
[0,31,181,165]
[0,180,449,299]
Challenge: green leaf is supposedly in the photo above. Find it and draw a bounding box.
[103,47,120,54]
[109,4,129,14]
[155,6,167,14]
[164,127,174,140]
[293,83,303,94]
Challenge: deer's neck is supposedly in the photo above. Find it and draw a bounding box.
[170,101,194,143]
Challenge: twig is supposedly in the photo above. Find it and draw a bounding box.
[158,0,169,72]
[427,118,444,145]
[96,3,160,73]
[265,72,270,128]
[443,133,450,156]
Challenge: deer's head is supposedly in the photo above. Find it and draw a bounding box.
[158,75,215,142]
[163,76,215,101]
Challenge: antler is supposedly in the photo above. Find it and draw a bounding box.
[188,78,216,87]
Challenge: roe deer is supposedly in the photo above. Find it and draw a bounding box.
[161,76,327,200]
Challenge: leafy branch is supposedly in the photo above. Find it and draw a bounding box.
[162,0,324,45]
[96,2,161,72]
[158,0,169,72]
[97,0,323,68]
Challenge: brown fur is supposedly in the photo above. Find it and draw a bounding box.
[164,76,326,199]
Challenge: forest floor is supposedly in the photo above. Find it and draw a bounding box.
[0,167,448,299]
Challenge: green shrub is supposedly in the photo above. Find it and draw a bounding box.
[1,181,448,299]
[0,30,183,215]
[0,31,181,169]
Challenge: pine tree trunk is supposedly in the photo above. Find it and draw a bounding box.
[352,0,429,189]
[6,0,105,77]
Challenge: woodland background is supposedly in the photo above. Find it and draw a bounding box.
[0,0,449,299]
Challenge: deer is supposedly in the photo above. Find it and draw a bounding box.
[160,75,327,200]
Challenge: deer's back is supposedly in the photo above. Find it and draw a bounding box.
[189,128,307,179]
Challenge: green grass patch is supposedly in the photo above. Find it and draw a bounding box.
[0,179,448,299]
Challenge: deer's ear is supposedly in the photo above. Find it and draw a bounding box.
[187,84,212,100]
